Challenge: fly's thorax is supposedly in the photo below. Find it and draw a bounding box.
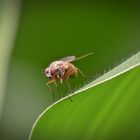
[49,61,65,67]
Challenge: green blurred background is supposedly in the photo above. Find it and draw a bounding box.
[0,0,140,140]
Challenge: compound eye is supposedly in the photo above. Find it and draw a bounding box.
[50,68,56,76]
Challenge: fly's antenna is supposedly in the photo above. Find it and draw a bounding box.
[42,69,45,75]
[73,52,93,62]
[41,67,46,75]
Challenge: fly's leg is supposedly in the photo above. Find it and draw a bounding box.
[47,79,57,103]
[77,67,85,78]
[66,79,72,93]
[46,83,54,103]
[66,67,76,93]
[66,68,77,101]
[57,80,67,98]
[54,81,62,100]
[66,79,73,102]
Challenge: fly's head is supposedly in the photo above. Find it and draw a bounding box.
[44,67,63,80]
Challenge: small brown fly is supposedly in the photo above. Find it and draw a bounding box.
[44,52,93,101]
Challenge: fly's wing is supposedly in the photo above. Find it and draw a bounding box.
[60,56,76,62]
[60,52,93,63]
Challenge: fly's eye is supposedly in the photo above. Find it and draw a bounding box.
[50,68,56,76]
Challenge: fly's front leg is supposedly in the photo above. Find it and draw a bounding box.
[46,79,57,103]
[53,81,62,100]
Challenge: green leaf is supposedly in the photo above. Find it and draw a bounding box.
[30,52,140,140]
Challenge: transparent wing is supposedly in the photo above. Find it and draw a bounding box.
[60,52,93,62]
[60,56,76,62]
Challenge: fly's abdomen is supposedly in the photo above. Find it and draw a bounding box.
[63,63,78,80]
